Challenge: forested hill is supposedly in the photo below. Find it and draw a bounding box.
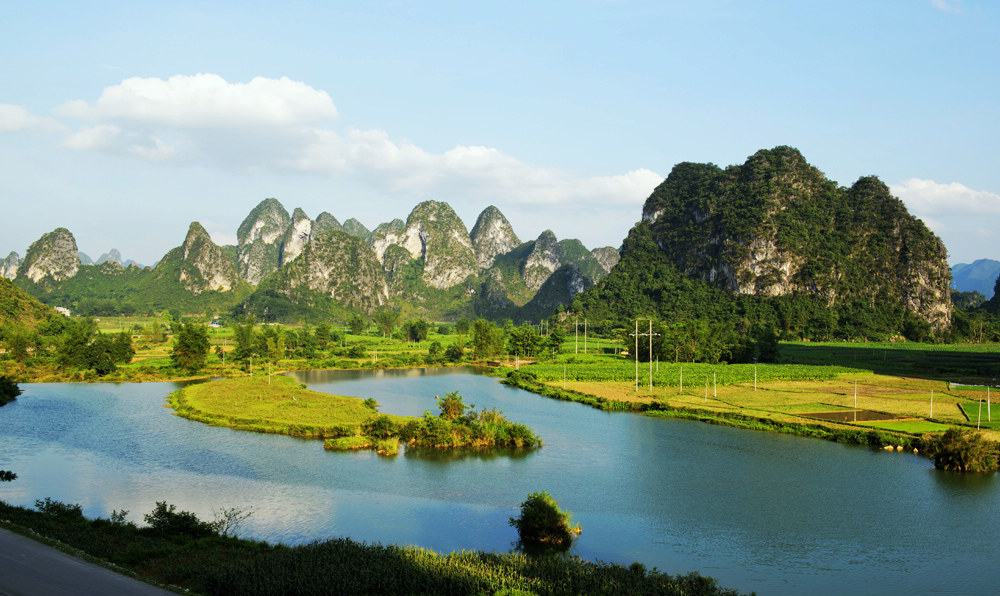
[0,278,58,329]
[577,146,952,346]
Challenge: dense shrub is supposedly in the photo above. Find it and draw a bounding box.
[143,501,218,538]
[509,491,580,549]
[924,427,1000,472]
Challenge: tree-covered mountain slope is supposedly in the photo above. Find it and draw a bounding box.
[578,146,952,341]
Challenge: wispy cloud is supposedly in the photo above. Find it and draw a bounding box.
[40,73,662,208]
[0,103,63,133]
[891,178,1000,215]
[930,0,962,13]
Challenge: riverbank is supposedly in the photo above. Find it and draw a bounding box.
[499,368,1000,450]
[0,500,743,596]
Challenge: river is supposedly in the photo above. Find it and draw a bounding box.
[1,367,998,594]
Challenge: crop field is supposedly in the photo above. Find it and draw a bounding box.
[502,342,1000,442]
[780,341,1000,382]
[500,353,864,386]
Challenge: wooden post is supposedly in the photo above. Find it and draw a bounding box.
[930,389,934,418]
[679,365,683,393]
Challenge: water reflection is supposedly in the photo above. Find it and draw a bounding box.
[1,371,999,595]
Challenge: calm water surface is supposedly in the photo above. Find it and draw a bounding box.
[1,367,998,595]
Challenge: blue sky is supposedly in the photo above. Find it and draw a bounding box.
[2,0,998,266]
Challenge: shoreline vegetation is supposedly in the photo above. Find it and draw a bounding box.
[0,499,743,596]
[168,375,541,455]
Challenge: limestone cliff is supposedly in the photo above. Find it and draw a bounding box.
[278,207,314,266]
[470,206,520,270]
[591,246,620,274]
[1,252,19,280]
[260,231,388,314]
[641,146,952,332]
[371,201,477,290]
[236,198,292,284]
[159,222,242,295]
[18,228,80,284]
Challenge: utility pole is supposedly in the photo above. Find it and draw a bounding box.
[630,319,656,392]
[648,319,659,391]
[584,319,588,354]
[575,318,579,354]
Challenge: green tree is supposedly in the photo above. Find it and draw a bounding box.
[111,330,135,364]
[472,318,506,360]
[437,391,469,421]
[507,324,541,358]
[347,315,367,335]
[925,427,999,473]
[445,340,465,362]
[171,323,210,373]
[508,491,580,549]
[315,322,331,348]
[405,319,429,342]
[455,317,471,335]
[373,309,400,337]
[266,333,285,364]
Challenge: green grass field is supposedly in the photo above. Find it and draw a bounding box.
[169,375,398,437]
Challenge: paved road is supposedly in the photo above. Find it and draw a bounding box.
[0,527,174,595]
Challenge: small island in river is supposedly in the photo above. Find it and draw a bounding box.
[168,374,540,455]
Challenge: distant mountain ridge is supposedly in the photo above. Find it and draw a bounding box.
[952,259,1000,299]
[6,199,615,322]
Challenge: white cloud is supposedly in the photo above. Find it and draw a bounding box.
[62,124,122,150]
[891,178,1000,215]
[47,73,661,210]
[930,0,962,13]
[0,103,63,132]
[57,73,337,128]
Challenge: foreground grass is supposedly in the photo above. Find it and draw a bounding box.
[0,500,742,596]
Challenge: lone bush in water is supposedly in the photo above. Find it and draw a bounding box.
[925,427,999,472]
[509,490,580,549]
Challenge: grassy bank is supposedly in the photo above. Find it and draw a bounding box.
[0,499,743,596]
[500,369,983,450]
[169,375,541,452]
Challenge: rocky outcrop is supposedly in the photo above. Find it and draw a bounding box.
[237,198,292,284]
[522,231,562,292]
[520,264,593,320]
[470,206,520,270]
[161,222,242,295]
[261,231,388,313]
[96,249,123,265]
[371,201,477,290]
[341,218,371,241]
[278,208,314,266]
[642,146,952,332]
[19,228,80,283]
[591,246,620,274]
[1,252,19,280]
[313,212,343,235]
